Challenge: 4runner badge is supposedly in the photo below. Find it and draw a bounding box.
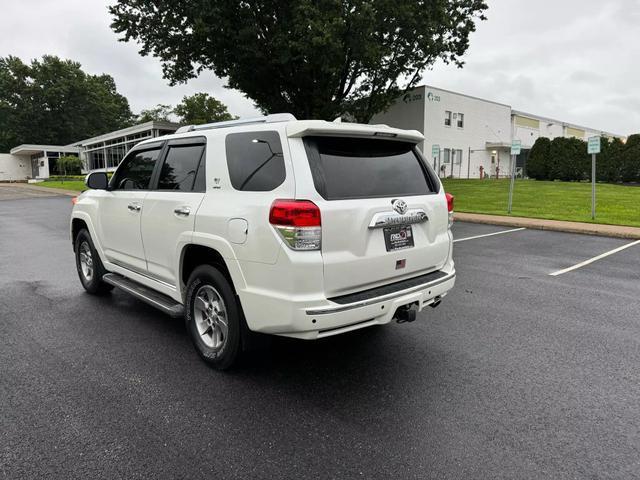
[391,199,408,215]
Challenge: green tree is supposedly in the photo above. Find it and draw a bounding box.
[56,155,83,180]
[620,134,640,183]
[0,55,134,152]
[606,138,626,183]
[526,137,551,180]
[174,93,236,125]
[595,137,616,183]
[110,0,487,122]
[137,104,174,123]
[548,137,588,182]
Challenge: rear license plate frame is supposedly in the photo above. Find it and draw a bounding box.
[383,225,414,252]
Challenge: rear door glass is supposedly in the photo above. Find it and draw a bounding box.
[303,136,436,200]
[157,144,205,191]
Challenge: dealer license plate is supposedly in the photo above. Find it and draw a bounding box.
[383,225,414,252]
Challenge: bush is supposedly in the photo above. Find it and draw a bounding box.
[546,137,587,181]
[527,137,551,179]
[527,134,640,183]
[48,175,86,181]
[620,134,640,183]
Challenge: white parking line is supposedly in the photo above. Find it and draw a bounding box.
[453,227,526,243]
[549,239,640,276]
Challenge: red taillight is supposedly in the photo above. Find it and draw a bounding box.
[269,200,322,250]
[445,193,454,229]
[445,193,454,212]
[269,200,321,227]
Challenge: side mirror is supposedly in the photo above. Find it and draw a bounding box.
[85,171,108,190]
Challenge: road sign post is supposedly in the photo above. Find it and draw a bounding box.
[588,136,601,219]
[508,140,521,214]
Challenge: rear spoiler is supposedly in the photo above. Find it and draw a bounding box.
[286,120,424,144]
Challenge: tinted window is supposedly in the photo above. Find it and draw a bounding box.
[303,137,435,200]
[111,148,161,190]
[157,144,205,191]
[225,131,285,191]
[192,154,206,192]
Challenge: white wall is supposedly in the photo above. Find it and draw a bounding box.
[38,157,50,178]
[372,86,621,179]
[370,86,426,151]
[423,86,512,178]
[0,154,31,181]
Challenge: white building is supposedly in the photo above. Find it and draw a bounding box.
[0,121,179,182]
[1,145,80,181]
[371,85,625,179]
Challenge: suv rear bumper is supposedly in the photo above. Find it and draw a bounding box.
[240,268,456,339]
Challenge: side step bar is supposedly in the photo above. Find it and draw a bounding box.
[103,273,184,318]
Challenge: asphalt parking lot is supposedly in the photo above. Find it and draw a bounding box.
[2,193,640,479]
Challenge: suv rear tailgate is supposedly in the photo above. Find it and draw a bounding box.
[300,135,450,298]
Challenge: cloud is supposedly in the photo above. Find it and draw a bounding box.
[0,0,259,118]
[425,0,639,135]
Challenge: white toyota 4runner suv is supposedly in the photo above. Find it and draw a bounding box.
[71,114,455,369]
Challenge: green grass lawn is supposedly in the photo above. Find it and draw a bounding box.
[33,180,86,192]
[442,179,640,228]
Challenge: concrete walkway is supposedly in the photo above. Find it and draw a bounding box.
[455,212,640,239]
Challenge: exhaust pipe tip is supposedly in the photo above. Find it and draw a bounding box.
[430,296,442,309]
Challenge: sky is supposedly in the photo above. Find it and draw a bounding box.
[1,0,639,135]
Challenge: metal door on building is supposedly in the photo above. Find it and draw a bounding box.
[31,158,39,178]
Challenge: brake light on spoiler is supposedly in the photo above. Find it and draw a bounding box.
[269,199,321,250]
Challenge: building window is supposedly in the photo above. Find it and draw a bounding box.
[457,113,464,128]
[443,148,451,164]
[455,149,463,164]
[444,111,452,127]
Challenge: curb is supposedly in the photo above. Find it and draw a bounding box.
[454,212,640,240]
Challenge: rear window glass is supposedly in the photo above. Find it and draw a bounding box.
[225,131,285,191]
[303,136,435,200]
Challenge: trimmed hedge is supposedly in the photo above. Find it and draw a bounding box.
[527,134,639,182]
[48,175,86,181]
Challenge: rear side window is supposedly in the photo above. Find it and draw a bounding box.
[157,144,205,191]
[225,131,285,191]
[110,147,162,191]
[303,137,436,200]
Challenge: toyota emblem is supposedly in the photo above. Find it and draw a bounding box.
[392,199,408,215]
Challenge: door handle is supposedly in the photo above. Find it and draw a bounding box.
[127,203,141,212]
[174,206,191,217]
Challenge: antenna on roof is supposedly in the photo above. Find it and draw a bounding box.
[175,113,296,134]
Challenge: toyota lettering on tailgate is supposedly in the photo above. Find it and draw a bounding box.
[368,209,429,228]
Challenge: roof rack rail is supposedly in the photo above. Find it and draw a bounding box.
[175,113,297,134]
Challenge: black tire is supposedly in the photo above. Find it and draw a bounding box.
[75,229,113,295]
[185,265,241,370]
